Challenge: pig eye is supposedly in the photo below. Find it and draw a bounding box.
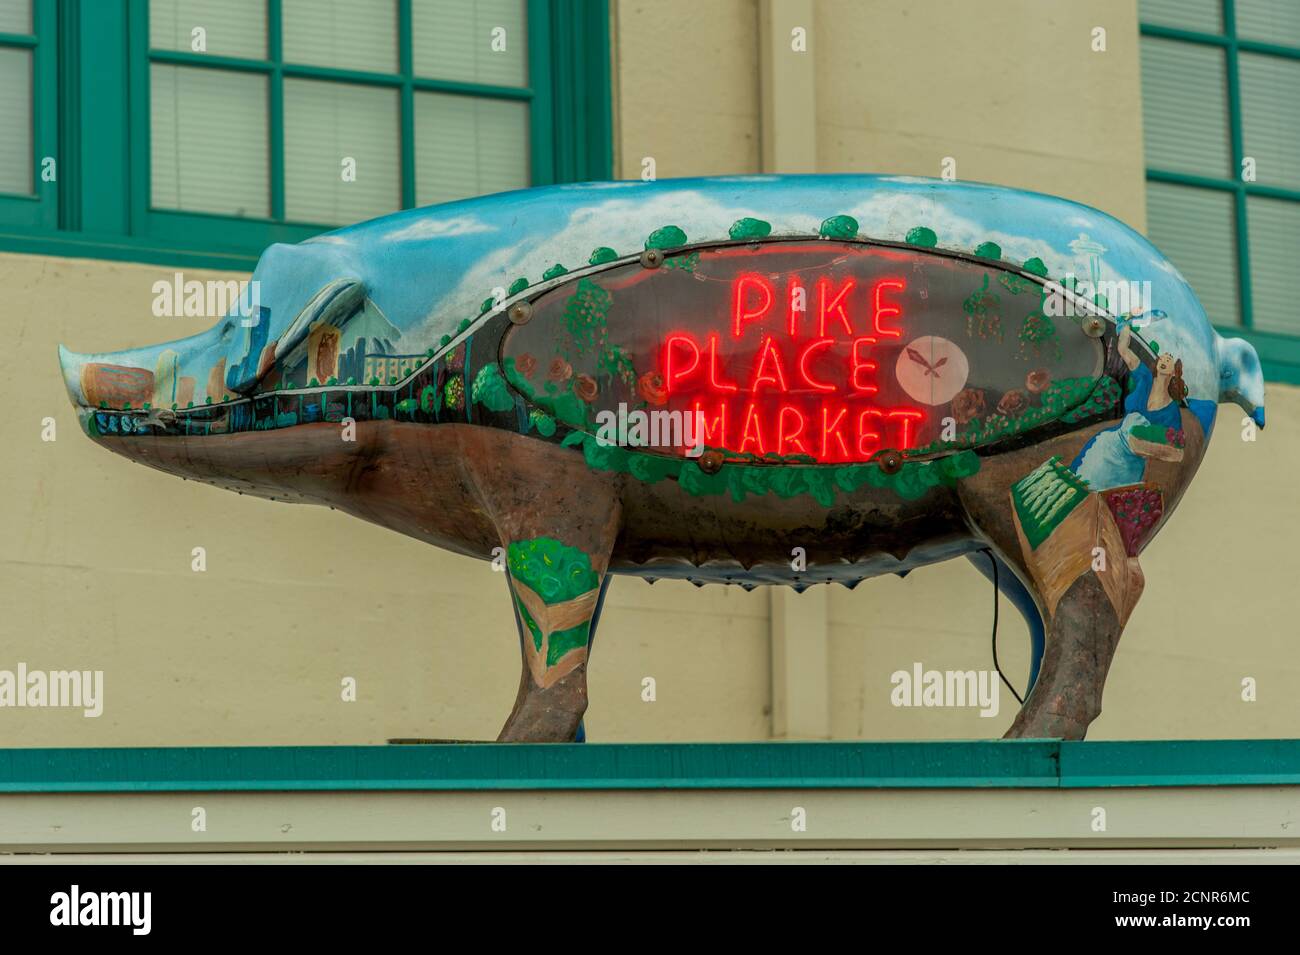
[218,320,235,342]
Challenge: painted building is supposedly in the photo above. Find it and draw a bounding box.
[1,0,1297,751]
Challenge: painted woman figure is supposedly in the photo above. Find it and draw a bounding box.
[1069,323,1187,491]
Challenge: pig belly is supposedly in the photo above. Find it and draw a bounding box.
[98,421,979,584]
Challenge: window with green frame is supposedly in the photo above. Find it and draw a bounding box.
[0,0,611,270]
[0,0,56,230]
[1140,0,1300,383]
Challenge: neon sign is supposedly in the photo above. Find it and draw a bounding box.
[662,274,924,462]
[502,240,1105,466]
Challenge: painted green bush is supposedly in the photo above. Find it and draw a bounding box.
[508,537,600,604]
[646,225,687,249]
[507,536,600,665]
[562,428,980,506]
[471,364,514,412]
[730,217,772,240]
[906,226,938,248]
[820,214,859,239]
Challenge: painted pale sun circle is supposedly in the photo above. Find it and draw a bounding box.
[895,335,970,406]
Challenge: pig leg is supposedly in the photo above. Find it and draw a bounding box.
[962,532,1137,739]
[458,430,622,743]
[1003,570,1135,739]
[958,445,1146,740]
[495,529,618,742]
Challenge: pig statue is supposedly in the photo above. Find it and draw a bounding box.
[59,175,1265,742]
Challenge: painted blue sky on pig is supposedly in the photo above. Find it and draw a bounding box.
[60,173,1264,430]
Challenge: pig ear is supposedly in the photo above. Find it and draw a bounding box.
[272,279,367,366]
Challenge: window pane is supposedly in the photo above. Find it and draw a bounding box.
[1146,182,1240,327]
[150,64,270,217]
[0,0,31,34]
[0,47,31,195]
[414,92,527,206]
[284,79,400,224]
[282,0,397,74]
[149,0,266,59]
[1237,0,1300,47]
[1140,0,1222,33]
[412,0,527,87]
[1247,196,1300,334]
[1141,37,1232,178]
[1240,53,1300,191]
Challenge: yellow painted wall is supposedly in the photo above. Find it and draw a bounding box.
[812,0,1147,226]
[613,0,762,178]
[1,0,1294,746]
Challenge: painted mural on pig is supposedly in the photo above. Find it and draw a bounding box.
[59,175,1265,741]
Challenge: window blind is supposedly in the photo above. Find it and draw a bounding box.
[283,79,400,224]
[1246,196,1300,334]
[150,63,270,217]
[1140,37,1231,178]
[1146,182,1242,328]
[1139,0,1222,34]
[149,0,266,59]
[414,91,528,206]
[412,0,527,87]
[0,48,31,196]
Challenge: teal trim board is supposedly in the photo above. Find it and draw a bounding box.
[1,741,1299,793]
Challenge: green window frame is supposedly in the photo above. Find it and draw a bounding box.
[0,0,57,230]
[0,0,611,270]
[1140,0,1300,383]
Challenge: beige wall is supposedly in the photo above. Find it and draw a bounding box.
[812,0,1147,226]
[614,0,1147,226]
[1,0,1294,746]
[614,0,762,178]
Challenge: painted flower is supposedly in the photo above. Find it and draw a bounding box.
[548,357,573,383]
[951,387,986,425]
[444,377,464,411]
[638,371,668,406]
[573,373,599,402]
[1026,368,1051,395]
[997,389,1029,417]
[515,353,537,378]
[446,344,466,372]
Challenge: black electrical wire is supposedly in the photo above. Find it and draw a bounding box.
[985,548,1024,706]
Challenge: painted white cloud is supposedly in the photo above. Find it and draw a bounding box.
[877,175,945,185]
[415,190,823,336]
[557,180,647,190]
[383,216,495,242]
